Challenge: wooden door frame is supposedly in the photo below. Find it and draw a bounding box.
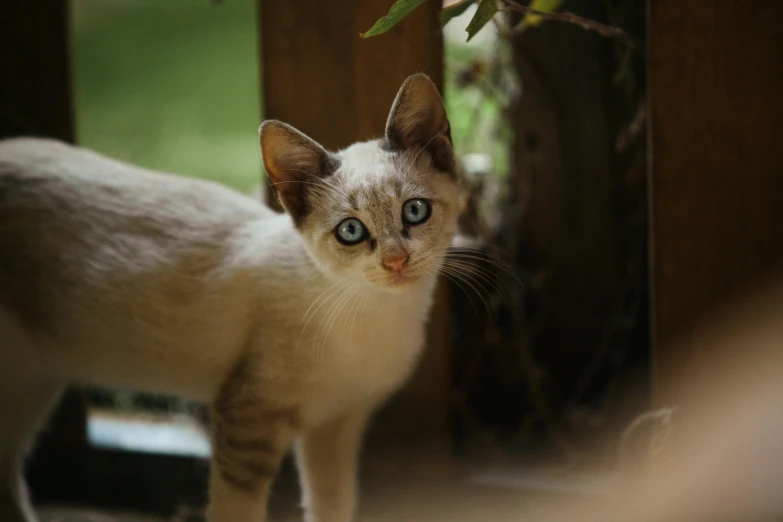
[647,0,783,405]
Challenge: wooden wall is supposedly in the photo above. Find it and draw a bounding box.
[260,1,444,151]
[648,0,783,404]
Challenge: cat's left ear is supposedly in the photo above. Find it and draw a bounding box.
[259,120,338,222]
[385,73,455,175]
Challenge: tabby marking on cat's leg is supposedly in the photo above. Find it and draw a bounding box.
[207,362,299,522]
[207,406,297,521]
[296,409,370,522]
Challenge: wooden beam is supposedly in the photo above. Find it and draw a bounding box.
[0,0,74,141]
[259,0,450,452]
[0,0,103,507]
[648,0,783,405]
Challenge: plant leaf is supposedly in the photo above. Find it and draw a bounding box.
[440,0,476,27]
[361,0,431,38]
[521,0,564,27]
[465,0,498,41]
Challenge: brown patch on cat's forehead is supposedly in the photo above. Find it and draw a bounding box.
[391,177,403,198]
[347,177,403,206]
[348,192,360,210]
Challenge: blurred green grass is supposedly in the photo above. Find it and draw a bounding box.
[72,0,262,192]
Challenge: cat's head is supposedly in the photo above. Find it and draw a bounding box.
[260,73,459,292]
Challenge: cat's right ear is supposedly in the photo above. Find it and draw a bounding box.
[385,73,455,175]
[259,120,337,221]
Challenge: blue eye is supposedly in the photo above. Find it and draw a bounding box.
[402,198,430,225]
[335,217,367,245]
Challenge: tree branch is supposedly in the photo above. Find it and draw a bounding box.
[501,0,639,49]
[615,101,647,152]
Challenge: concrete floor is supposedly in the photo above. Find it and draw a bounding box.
[39,411,595,522]
[37,456,600,522]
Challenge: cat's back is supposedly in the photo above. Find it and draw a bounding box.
[0,137,273,287]
[0,137,272,222]
[0,138,273,353]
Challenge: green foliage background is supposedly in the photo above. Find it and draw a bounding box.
[72,0,263,193]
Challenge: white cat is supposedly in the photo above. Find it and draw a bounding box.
[0,73,460,522]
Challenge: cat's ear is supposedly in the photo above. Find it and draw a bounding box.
[259,120,338,221]
[385,73,455,174]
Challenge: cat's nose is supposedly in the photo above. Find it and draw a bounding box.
[382,251,409,273]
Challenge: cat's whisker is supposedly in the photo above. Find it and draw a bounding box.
[441,259,514,310]
[440,255,516,298]
[297,277,350,357]
[313,283,357,364]
[315,284,359,367]
[424,267,480,318]
[342,286,366,346]
[450,242,517,261]
[440,263,494,305]
[438,244,517,265]
[437,265,492,319]
[430,251,508,295]
[447,251,519,279]
[335,285,358,346]
[350,291,370,347]
[311,283,353,366]
[359,289,370,322]
[432,246,525,288]
[300,277,349,327]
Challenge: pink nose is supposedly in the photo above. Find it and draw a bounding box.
[382,251,409,273]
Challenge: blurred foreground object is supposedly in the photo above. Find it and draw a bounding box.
[533,277,783,522]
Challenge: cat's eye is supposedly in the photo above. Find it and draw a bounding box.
[335,217,367,245]
[402,198,431,225]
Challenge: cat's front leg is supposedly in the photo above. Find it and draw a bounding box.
[295,408,371,522]
[206,366,299,522]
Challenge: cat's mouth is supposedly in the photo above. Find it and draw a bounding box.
[379,269,423,290]
[387,272,412,286]
[369,261,429,290]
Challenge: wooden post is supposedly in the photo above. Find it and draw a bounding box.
[259,0,451,453]
[0,0,75,140]
[507,0,629,409]
[0,0,100,505]
[648,0,783,405]
[0,0,83,439]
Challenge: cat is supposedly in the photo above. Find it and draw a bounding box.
[0,73,460,522]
